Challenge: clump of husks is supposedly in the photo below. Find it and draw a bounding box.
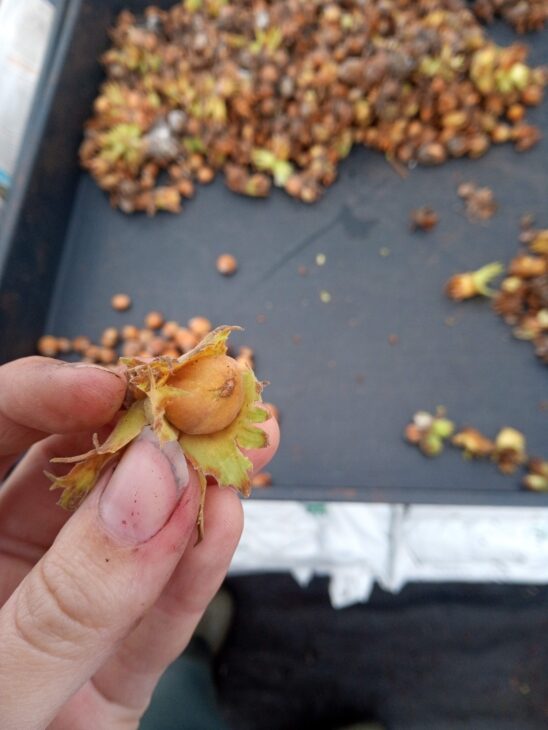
[405,410,547,493]
[444,217,548,366]
[47,327,269,538]
[80,0,546,215]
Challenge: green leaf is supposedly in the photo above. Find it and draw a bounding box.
[51,401,147,463]
[98,401,147,452]
[236,424,268,450]
[180,368,268,497]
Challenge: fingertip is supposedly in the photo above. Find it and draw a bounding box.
[200,484,244,554]
[59,363,127,429]
[0,357,127,434]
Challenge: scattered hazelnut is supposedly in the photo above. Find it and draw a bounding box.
[216,253,238,276]
[145,311,165,329]
[57,337,72,354]
[122,324,140,340]
[111,293,132,311]
[175,327,199,352]
[251,472,272,488]
[188,316,212,339]
[101,327,118,348]
[162,321,180,338]
[37,335,59,357]
[72,336,91,353]
[99,347,117,365]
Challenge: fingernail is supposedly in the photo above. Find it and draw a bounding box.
[99,427,189,543]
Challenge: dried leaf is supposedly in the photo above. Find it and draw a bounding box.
[47,452,115,510]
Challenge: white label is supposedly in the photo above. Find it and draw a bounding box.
[0,0,55,196]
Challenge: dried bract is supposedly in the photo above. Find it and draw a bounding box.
[445,262,504,300]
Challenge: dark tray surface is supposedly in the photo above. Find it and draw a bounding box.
[6,1,548,504]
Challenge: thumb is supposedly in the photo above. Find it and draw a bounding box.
[0,428,200,730]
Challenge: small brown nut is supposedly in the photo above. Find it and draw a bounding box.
[236,355,253,369]
[162,320,180,338]
[251,472,272,488]
[404,423,422,444]
[56,337,72,354]
[177,178,195,198]
[521,85,543,106]
[84,345,102,362]
[148,337,168,356]
[507,104,525,123]
[101,327,118,348]
[99,347,117,365]
[163,347,181,358]
[37,335,59,357]
[72,335,91,353]
[122,341,142,357]
[175,327,199,352]
[410,206,438,232]
[111,293,132,311]
[216,253,238,276]
[197,166,214,184]
[457,182,475,199]
[139,329,154,345]
[188,316,212,339]
[285,175,303,198]
[239,345,254,359]
[122,324,140,340]
[145,311,164,329]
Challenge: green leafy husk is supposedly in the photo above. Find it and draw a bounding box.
[46,326,269,539]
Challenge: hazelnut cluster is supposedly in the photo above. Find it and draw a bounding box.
[472,0,547,34]
[37,311,255,368]
[80,0,546,215]
[405,411,547,490]
[492,219,548,365]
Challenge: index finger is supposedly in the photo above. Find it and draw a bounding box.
[0,357,126,471]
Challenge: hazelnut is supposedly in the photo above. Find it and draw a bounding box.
[72,336,91,353]
[111,293,132,311]
[216,253,238,276]
[122,324,140,340]
[145,311,165,329]
[188,316,212,339]
[101,327,118,348]
[37,335,59,357]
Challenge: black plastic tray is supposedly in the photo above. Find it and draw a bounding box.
[1,0,547,506]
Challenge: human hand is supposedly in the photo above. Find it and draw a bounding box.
[0,357,279,730]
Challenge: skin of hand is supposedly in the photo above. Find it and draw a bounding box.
[0,357,279,730]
